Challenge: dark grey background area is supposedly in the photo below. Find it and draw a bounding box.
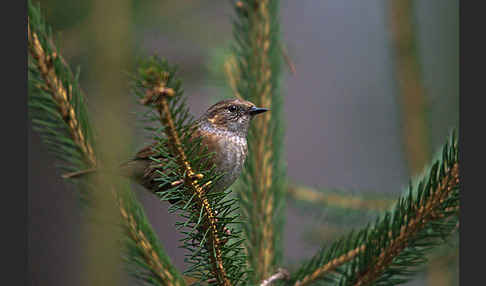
[28,1,458,285]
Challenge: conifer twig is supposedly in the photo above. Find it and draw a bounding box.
[115,191,182,285]
[281,44,296,75]
[141,79,231,286]
[353,163,459,286]
[289,133,459,286]
[233,0,286,282]
[28,22,96,167]
[389,0,430,174]
[288,185,394,212]
[294,245,366,286]
[28,3,184,284]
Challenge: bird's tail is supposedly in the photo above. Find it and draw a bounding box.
[61,160,139,180]
[62,168,99,179]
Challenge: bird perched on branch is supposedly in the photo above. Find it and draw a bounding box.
[63,98,268,197]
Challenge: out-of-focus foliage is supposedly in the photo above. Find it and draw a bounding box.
[29,0,459,285]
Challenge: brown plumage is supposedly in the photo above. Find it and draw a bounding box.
[64,98,268,197]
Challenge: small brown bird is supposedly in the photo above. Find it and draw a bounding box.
[64,98,268,196]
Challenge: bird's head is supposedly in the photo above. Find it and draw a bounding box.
[200,98,268,136]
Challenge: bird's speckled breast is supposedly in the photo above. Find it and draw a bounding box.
[211,133,248,192]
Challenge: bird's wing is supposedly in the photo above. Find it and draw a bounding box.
[134,142,160,159]
[121,127,218,186]
[118,142,163,183]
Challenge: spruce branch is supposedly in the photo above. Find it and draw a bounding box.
[132,56,248,285]
[289,186,394,248]
[288,185,394,212]
[116,186,185,286]
[389,0,431,175]
[294,245,366,286]
[280,44,296,75]
[288,185,395,239]
[28,21,96,167]
[223,47,294,103]
[141,76,230,286]
[353,163,459,286]
[289,132,459,286]
[28,2,184,285]
[232,0,287,282]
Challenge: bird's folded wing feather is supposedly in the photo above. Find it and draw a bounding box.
[119,142,164,183]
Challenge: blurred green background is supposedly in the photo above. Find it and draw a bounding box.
[27,0,458,285]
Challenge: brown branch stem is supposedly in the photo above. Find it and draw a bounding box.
[294,245,366,286]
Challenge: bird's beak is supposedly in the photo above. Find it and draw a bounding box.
[249,106,269,116]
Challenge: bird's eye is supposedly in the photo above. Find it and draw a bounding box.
[228,105,237,112]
